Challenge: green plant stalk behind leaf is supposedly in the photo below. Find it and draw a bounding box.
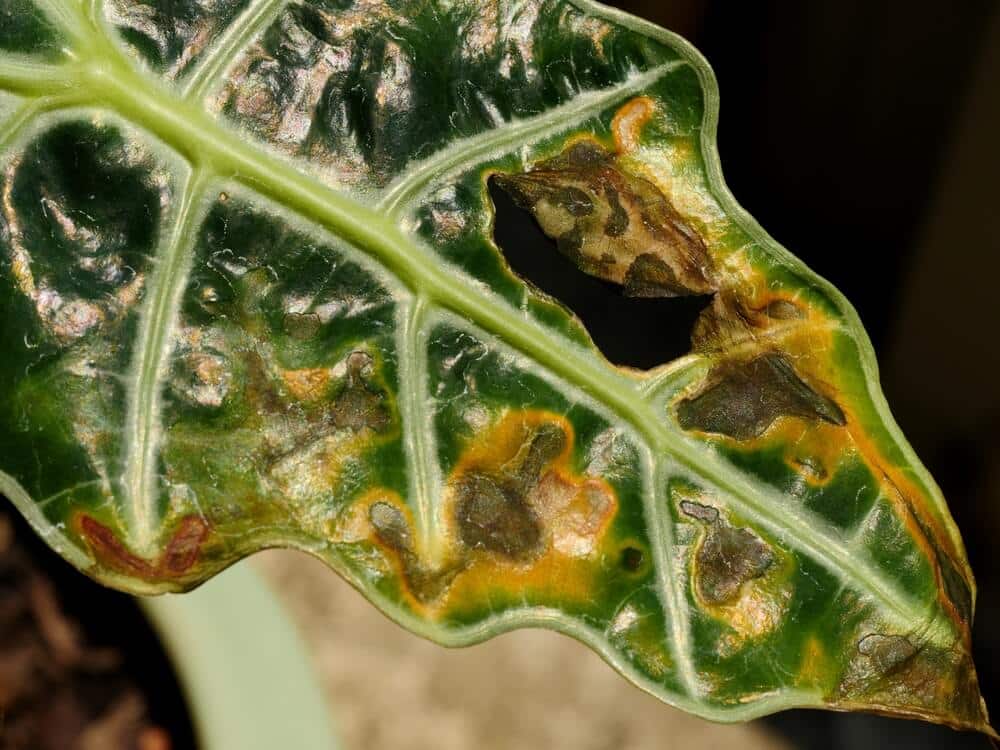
[0,0,991,734]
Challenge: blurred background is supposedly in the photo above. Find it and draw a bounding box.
[3,2,998,749]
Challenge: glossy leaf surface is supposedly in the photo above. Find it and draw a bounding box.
[0,0,990,733]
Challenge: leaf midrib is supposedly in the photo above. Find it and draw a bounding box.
[2,17,952,647]
[121,169,206,555]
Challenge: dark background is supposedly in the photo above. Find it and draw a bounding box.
[496,1,1000,747]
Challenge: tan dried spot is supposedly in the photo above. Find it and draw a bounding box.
[48,298,106,343]
[569,14,614,60]
[268,431,357,506]
[334,490,462,605]
[494,139,716,298]
[691,285,833,357]
[177,351,232,408]
[428,205,467,241]
[857,633,917,674]
[282,367,333,402]
[533,473,614,557]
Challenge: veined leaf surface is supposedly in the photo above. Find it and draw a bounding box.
[0,0,990,733]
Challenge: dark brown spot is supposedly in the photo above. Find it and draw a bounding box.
[934,543,975,626]
[491,173,537,210]
[679,500,719,524]
[455,473,542,560]
[555,186,594,216]
[624,253,683,298]
[332,351,389,433]
[556,226,584,260]
[369,502,462,603]
[562,141,609,168]
[604,185,629,237]
[676,352,846,440]
[681,502,774,604]
[621,546,644,572]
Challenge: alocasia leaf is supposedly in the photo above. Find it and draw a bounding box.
[0,0,991,734]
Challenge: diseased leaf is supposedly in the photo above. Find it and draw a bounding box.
[0,0,991,734]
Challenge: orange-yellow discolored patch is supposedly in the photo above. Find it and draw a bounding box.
[335,411,621,616]
[744,419,856,487]
[797,636,830,688]
[443,410,618,611]
[612,96,656,154]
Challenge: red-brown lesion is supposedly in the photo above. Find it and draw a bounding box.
[75,514,210,581]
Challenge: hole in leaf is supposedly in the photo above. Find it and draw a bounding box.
[489,179,713,370]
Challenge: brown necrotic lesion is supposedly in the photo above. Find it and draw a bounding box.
[676,352,846,440]
[493,140,716,298]
[352,412,619,610]
[680,500,774,605]
[454,421,564,560]
[490,102,852,446]
[833,628,987,730]
[368,500,460,603]
[331,351,391,433]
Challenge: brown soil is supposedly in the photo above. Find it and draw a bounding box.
[0,510,195,750]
